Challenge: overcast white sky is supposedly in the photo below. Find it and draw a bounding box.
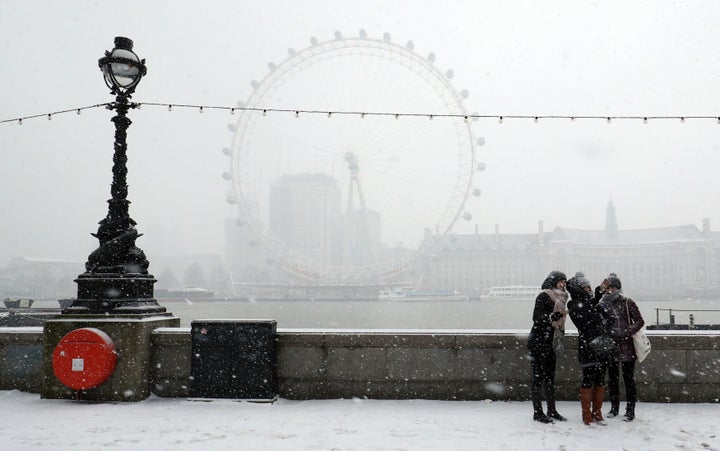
[2,0,720,266]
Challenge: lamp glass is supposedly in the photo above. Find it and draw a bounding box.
[104,48,141,89]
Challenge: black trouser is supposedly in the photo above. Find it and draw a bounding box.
[530,350,557,413]
[607,360,636,407]
[581,363,606,389]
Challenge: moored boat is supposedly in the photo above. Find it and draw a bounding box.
[378,287,468,301]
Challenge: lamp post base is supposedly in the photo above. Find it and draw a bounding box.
[65,273,167,315]
[42,314,180,401]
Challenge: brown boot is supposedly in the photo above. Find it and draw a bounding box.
[592,386,606,425]
[580,388,593,425]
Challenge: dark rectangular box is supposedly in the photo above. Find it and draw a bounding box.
[190,320,277,399]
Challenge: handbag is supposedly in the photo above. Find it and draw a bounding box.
[627,299,651,363]
[588,333,617,362]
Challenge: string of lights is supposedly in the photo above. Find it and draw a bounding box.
[0,103,112,125]
[2,100,720,125]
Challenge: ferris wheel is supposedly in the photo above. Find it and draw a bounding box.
[224,30,485,283]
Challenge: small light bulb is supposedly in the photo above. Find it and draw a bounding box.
[168,105,173,111]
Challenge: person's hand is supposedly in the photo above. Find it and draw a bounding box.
[550,312,563,322]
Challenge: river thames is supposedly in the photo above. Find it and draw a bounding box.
[146,297,720,330]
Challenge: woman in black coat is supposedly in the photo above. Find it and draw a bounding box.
[567,273,613,425]
[527,270,568,423]
[601,275,645,421]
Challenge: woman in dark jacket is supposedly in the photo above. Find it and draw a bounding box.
[527,270,568,423]
[600,275,645,421]
[567,272,613,425]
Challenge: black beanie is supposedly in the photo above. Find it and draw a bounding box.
[574,271,591,288]
[541,270,567,289]
[607,275,622,289]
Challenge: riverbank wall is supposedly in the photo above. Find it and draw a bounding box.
[1,327,718,402]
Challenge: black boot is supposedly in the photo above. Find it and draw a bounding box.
[546,386,566,422]
[624,403,635,422]
[547,409,567,422]
[534,411,554,423]
[607,402,619,418]
[533,399,553,423]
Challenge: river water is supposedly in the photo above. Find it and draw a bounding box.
[154,297,720,330]
[28,298,720,330]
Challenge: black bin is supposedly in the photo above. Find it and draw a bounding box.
[190,320,277,399]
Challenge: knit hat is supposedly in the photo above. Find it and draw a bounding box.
[573,271,591,289]
[541,270,567,289]
[607,275,622,289]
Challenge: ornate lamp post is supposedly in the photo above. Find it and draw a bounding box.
[65,37,166,315]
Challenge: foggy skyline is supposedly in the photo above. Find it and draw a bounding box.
[2,0,720,267]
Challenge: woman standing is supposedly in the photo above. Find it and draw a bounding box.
[527,270,568,423]
[567,272,613,425]
[601,275,645,421]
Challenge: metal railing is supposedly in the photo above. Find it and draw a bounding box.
[654,308,720,326]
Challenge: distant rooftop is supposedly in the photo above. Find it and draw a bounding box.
[551,224,707,246]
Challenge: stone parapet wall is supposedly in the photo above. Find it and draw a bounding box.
[0,327,44,393]
[273,330,720,402]
[2,327,719,402]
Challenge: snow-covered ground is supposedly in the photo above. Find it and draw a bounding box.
[1,391,717,450]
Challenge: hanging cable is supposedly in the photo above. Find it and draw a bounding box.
[2,100,720,125]
[0,103,111,125]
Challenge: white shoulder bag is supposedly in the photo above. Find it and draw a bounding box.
[627,298,651,363]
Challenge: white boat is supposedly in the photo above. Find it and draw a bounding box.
[378,287,468,301]
[478,286,540,301]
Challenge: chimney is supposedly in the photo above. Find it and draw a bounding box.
[702,218,711,239]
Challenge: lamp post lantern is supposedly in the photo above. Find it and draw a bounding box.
[65,37,165,315]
